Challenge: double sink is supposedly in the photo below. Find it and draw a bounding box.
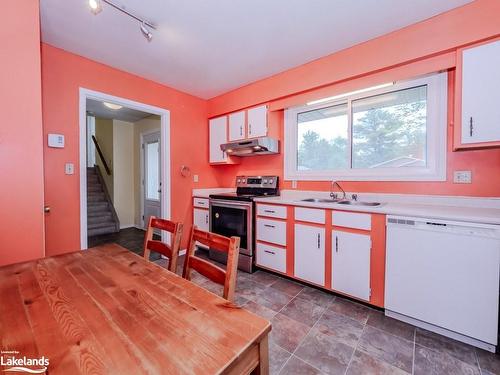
[300,198,381,206]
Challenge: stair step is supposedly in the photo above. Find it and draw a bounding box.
[87,185,102,193]
[88,225,118,237]
[88,214,113,225]
[88,202,109,212]
[87,194,106,203]
[88,221,117,230]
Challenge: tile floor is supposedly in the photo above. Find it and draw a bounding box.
[156,251,500,375]
[90,230,500,375]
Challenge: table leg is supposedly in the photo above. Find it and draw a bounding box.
[252,334,269,375]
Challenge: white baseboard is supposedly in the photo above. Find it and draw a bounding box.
[120,224,136,229]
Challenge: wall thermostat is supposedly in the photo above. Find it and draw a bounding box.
[48,134,65,148]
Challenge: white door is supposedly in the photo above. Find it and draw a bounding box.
[143,131,161,227]
[228,111,246,141]
[209,116,227,163]
[247,105,268,138]
[332,231,371,301]
[461,40,500,144]
[294,224,325,286]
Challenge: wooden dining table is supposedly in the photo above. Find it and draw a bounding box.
[0,244,271,374]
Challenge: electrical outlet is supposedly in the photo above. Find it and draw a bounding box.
[453,170,472,184]
[292,180,297,189]
[65,163,74,175]
[193,174,199,183]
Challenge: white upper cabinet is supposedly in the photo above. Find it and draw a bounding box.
[332,230,371,301]
[247,105,268,138]
[228,111,246,141]
[294,224,325,286]
[209,116,227,163]
[461,40,500,144]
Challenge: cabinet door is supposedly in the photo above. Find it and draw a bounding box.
[294,224,325,286]
[228,111,246,141]
[193,208,209,231]
[332,231,371,301]
[247,105,268,138]
[209,116,227,163]
[461,40,500,144]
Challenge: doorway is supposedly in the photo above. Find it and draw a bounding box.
[79,88,170,249]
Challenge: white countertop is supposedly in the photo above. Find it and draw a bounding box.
[192,188,235,198]
[254,190,500,226]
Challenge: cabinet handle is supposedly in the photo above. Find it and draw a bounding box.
[264,250,275,255]
[264,224,275,228]
[264,210,275,213]
[240,126,243,136]
[335,236,338,252]
[469,117,473,137]
[249,123,252,135]
[317,233,320,249]
[205,215,208,224]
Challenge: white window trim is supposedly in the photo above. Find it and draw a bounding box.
[284,72,448,181]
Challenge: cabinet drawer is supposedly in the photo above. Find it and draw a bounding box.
[193,197,209,209]
[295,207,325,224]
[257,204,287,219]
[332,211,371,230]
[256,218,287,246]
[256,243,286,273]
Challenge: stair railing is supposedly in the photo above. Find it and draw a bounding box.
[93,164,120,233]
[92,135,112,175]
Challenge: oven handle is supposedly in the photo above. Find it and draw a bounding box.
[209,199,253,210]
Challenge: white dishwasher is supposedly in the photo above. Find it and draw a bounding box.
[385,215,500,352]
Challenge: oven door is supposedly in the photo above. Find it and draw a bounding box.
[209,199,252,256]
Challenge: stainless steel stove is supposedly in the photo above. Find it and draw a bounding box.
[209,176,279,273]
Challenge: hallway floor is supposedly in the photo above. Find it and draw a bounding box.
[89,228,500,375]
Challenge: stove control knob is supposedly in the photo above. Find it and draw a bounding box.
[242,179,246,183]
[263,179,268,184]
[237,179,241,184]
[268,179,274,184]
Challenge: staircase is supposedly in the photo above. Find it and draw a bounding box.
[87,166,120,237]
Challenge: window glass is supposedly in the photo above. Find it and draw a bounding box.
[146,141,160,200]
[352,86,427,169]
[297,104,348,171]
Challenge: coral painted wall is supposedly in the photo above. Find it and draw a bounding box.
[207,0,500,197]
[0,0,45,266]
[41,44,214,255]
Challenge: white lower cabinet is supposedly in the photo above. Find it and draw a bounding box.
[294,224,325,286]
[193,208,209,231]
[256,242,286,273]
[332,231,371,301]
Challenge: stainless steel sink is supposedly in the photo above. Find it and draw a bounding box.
[300,198,339,203]
[337,200,381,206]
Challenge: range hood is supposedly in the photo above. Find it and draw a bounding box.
[220,137,279,156]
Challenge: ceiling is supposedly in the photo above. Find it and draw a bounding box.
[86,99,155,122]
[40,0,472,99]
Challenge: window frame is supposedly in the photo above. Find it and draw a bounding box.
[284,73,448,181]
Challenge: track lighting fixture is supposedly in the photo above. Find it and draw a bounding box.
[88,0,156,41]
[140,22,153,42]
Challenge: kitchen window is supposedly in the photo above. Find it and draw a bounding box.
[284,73,447,181]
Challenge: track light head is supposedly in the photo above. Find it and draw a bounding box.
[88,0,102,15]
[140,22,153,42]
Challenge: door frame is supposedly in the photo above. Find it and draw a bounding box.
[79,88,171,249]
[140,129,162,230]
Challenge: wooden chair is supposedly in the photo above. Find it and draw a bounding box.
[143,216,183,273]
[183,226,240,302]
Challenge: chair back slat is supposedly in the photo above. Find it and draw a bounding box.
[188,257,226,285]
[183,226,240,302]
[192,229,231,253]
[143,216,183,273]
[146,240,172,259]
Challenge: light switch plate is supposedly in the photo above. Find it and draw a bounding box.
[65,163,74,175]
[193,174,199,183]
[48,134,65,148]
[453,170,472,184]
[292,180,297,189]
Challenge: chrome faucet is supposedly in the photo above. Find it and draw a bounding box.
[330,180,346,200]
